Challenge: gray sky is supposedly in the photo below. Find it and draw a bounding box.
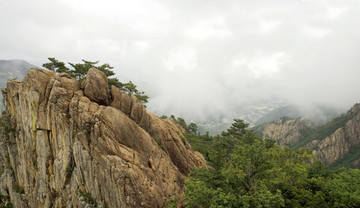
[1,0,360,121]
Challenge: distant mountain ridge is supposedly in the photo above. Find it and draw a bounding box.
[0,59,36,85]
[198,101,340,135]
[0,59,37,108]
[254,103,360,168]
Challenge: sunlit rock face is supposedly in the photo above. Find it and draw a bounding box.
[0,68,206,208]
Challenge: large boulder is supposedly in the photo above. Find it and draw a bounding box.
[84,68,110,105]
[110,85,122,109]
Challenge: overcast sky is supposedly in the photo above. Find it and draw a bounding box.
[1,0,360,121]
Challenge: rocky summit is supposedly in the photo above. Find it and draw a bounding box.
[0,68,206,207]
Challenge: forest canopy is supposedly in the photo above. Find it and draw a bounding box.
[180,119,360,208]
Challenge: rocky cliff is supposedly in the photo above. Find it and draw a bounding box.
[254,117,316,147]
[310,103,360,166]
[0,68,206,208]
[254,104,360,167]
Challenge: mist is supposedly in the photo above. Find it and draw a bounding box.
[1,0,360,123]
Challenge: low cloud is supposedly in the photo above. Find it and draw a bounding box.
[1,0,360,122]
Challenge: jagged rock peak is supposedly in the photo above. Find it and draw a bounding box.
[0,68,206,208]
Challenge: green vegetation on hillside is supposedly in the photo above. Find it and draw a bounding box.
[42,57,149,104]
[291,113,353,150]
[182,119,360,208]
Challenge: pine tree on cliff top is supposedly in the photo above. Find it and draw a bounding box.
[42,57,149,104]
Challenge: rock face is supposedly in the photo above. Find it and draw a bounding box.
[254,117,316,147]
[0,68,206,208]
[84,68,110,105]
[312,103,360,166]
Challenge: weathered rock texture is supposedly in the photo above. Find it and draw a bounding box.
[0,68,206,208]
[312,103,360,166]
[254,117,316,147]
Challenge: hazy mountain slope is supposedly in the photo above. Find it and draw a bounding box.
[254,103,360,168]
[0,59,36,109]
[0,59,36,86]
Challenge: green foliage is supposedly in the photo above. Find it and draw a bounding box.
[42,57,68,72]
[221,119,250,139]
[167,195,179,208]
[0,193,13,208]
[0,113,16,144]
[78,189,98,207]
[65,166,74,177]
[182,132,212,156]
[188,122,198,134]
[42,57,149,104]
[180,136,186,144]
[121,81,149,105]
[4,202,13,208]
[13,184,24,194]
[185,119,360,207]
[153,137,165,150]
[324,169,360,207]
[176,117,187,130]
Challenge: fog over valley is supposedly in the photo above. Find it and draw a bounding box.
[1,0,360,127]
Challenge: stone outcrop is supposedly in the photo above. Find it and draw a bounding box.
[84,68,110,105]
[254,117,316,147]
[312,103,360,166]
[0,68,206,208]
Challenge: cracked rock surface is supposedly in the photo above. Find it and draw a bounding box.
[0,68,206,208]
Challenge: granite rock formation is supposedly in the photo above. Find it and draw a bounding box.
[0,68,206,208]
[254,117,316,147]
[311,103,360,166]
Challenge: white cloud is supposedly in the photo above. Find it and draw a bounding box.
[256,20,281,33]
[233,51,291,79]
[185,16,232,40]
[132,41,150,54]
[300,26,332,38]
[1,0,360,122]
[326,6,350,19]
[163,47,198,71]
[58,0,171,33]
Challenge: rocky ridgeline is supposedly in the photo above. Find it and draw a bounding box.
[310,103,360,166]
[255,117,316,147]
[0,68,206,208]
[255,104,360,167]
